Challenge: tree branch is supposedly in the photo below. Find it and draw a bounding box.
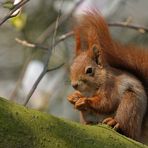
[0,0,30,26]
[15,31,73,50]
[46,63,64,73]
[23,69,47,106]
[15,38,48,50]
[108,22,148,33]
[23,63,64,106]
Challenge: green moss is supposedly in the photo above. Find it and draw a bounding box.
[0,98,147,148]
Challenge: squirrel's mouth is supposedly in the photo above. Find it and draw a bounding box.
[80,89,96,98]
[82,92,95,98]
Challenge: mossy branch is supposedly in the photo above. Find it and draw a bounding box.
[0,97,147,148]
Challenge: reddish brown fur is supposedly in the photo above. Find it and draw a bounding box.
[68,10,148,143]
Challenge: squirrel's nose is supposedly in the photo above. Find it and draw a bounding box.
[72,82,78,89]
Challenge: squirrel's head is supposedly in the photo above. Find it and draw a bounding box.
[70,11,112,96]
[70,44,108,97]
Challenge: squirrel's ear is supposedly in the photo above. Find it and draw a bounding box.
[88,44,103,67]
[92,45,100,63]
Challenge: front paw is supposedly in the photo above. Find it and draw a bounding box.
[67,91,83,105]
[102,117,120,130]
[75,98,91,111]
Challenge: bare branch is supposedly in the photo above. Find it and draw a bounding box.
[15,38,35,48]
[108,22,148,33]
[12,0,23,16]
[46,63,65,72]
[15,38,48,50]
[23,69,47,106]
[51,0,64,51]
[23,63,64,106]
[56,31,73,44]
[0,0,30,26]
[15,31,73,50]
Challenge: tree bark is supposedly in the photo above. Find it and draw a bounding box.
[0,98,147,148]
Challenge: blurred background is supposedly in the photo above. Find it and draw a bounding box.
[0,0,148,122]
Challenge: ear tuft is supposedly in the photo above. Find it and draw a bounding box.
[91,44,101,65]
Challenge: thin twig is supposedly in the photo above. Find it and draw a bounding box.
[12,0,23,16]
[56,31,73,44]
[108,22,148,33]
[46,63,64,72]
[23,63,64,106]
[51,0,64,51]
[23,0,64,106]
[15,38,35,48]
[0,0,29,26]
[36,0,85,43]
[15,38,48,50]
[23,69,46,106]
[15,31,73,50]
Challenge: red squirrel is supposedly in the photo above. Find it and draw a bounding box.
[67,10,148,142]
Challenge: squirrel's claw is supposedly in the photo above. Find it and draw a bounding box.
[102,117,120,131]
[102,117,113,124]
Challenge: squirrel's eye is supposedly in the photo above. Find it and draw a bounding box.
[85,66,94,76]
